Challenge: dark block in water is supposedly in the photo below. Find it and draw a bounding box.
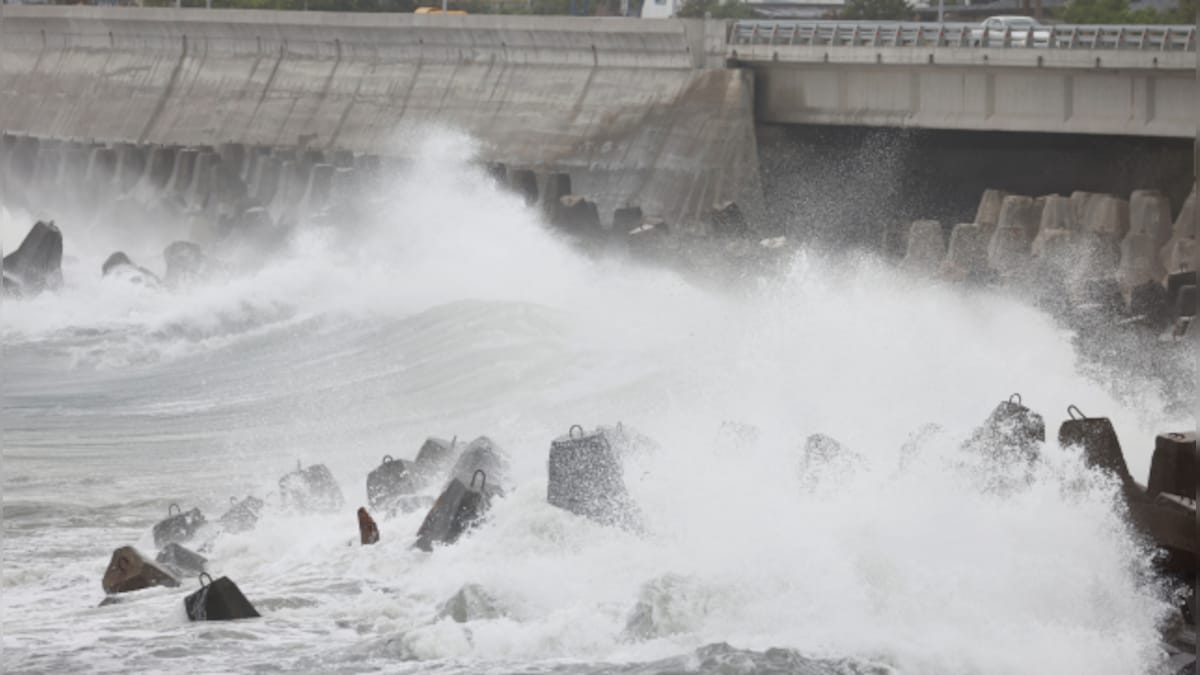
[103,546,180,594]
[1058,406,1134,488]
[414,436,458,479]
[218,495,264,534]
[184,575,260,621]
[3,220,63,295]
[414,471,495,552]
[449,437,509,488]
[152,504,206,548]
[366,455,419,511]
[547,425,640,530]
[1148,432,1196,500]
[156,543,207,577]
[962,393,1045,461]
[279,463,344,514]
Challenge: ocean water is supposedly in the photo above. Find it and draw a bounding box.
[2,133,1192,674]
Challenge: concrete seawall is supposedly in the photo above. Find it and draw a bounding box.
[0,7,759,228]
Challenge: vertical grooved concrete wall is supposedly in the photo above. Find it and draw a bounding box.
[0,7,760,227]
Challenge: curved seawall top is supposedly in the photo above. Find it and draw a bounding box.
[0,7,760,228]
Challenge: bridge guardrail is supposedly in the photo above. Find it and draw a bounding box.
[729,20,1197,51]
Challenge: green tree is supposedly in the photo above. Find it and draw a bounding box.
[676,0,758,19]
[838,0,912,20]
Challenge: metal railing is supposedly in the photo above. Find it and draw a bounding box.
[729,20,1197,51]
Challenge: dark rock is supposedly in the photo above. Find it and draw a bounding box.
[448,437,510,488]
[279,462,344,514]
[3,221,63,295]
[358,507,380,545]
[414,470,498,552]
[437,583,503,623]
[155,543,208,577]
[102,546,180,594]
[547,424,641,529]
[152,503,207,548]
[961,393,1045,461]
[184,574,261,621]
[367,454,420,511]
[162,241,210,287]
[101,251,161,287]
[218,495,264,534]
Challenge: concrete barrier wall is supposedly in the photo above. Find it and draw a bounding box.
[0,7,759,228]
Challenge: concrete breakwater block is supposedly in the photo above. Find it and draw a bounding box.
[973,188,1008,237]
[941,223,989,282]
[414,470,498,552]
[901,220,944,275]
[961,393,1045,460]
[103,546,180,594]
[358,507,380,545]
[797,433,863,491]
[156,543,208,577]
[437,583,503,623]
[152,503,206,548]
[1083,194,1130,242]
[366,454,420,511]
[555,195,602,236]
[612,206,644,235]
[1148,431,1196,499]
[1058,407,1195,562]
[3,220,63,296]
[704,201,747,238]
[218,495,264,534]
[1117,228,1166,297]
[279,462,344,514]
[414,436,459,481]
[163,241,209,288]
[102,251,160,287]
[547,425,641,530]
[987,196,1036,275]
[184,573,261,621]
[1161,189,1197,279]
[449,437,510,488]
[1130,189,1173,252]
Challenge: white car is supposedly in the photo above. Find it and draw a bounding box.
[970,16,1053,47]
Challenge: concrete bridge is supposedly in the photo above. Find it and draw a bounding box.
[0,8,1194,231]
[729,21,1198,139]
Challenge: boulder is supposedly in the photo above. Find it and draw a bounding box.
[3,221,63,296]
[152,503,206,548]
[184,573,261,621]
[102,546,180,594]
[961,393,1045,461]
[901,220,944,275]
[358,507,380,545]
[366,454,420,511]
[217,495,264,534]
[987,196,1036,276]
[155,543,208,577]
[547,425,641,530]
[278,462,345,514]
[414,470,498,552]
[437,584,503,623]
